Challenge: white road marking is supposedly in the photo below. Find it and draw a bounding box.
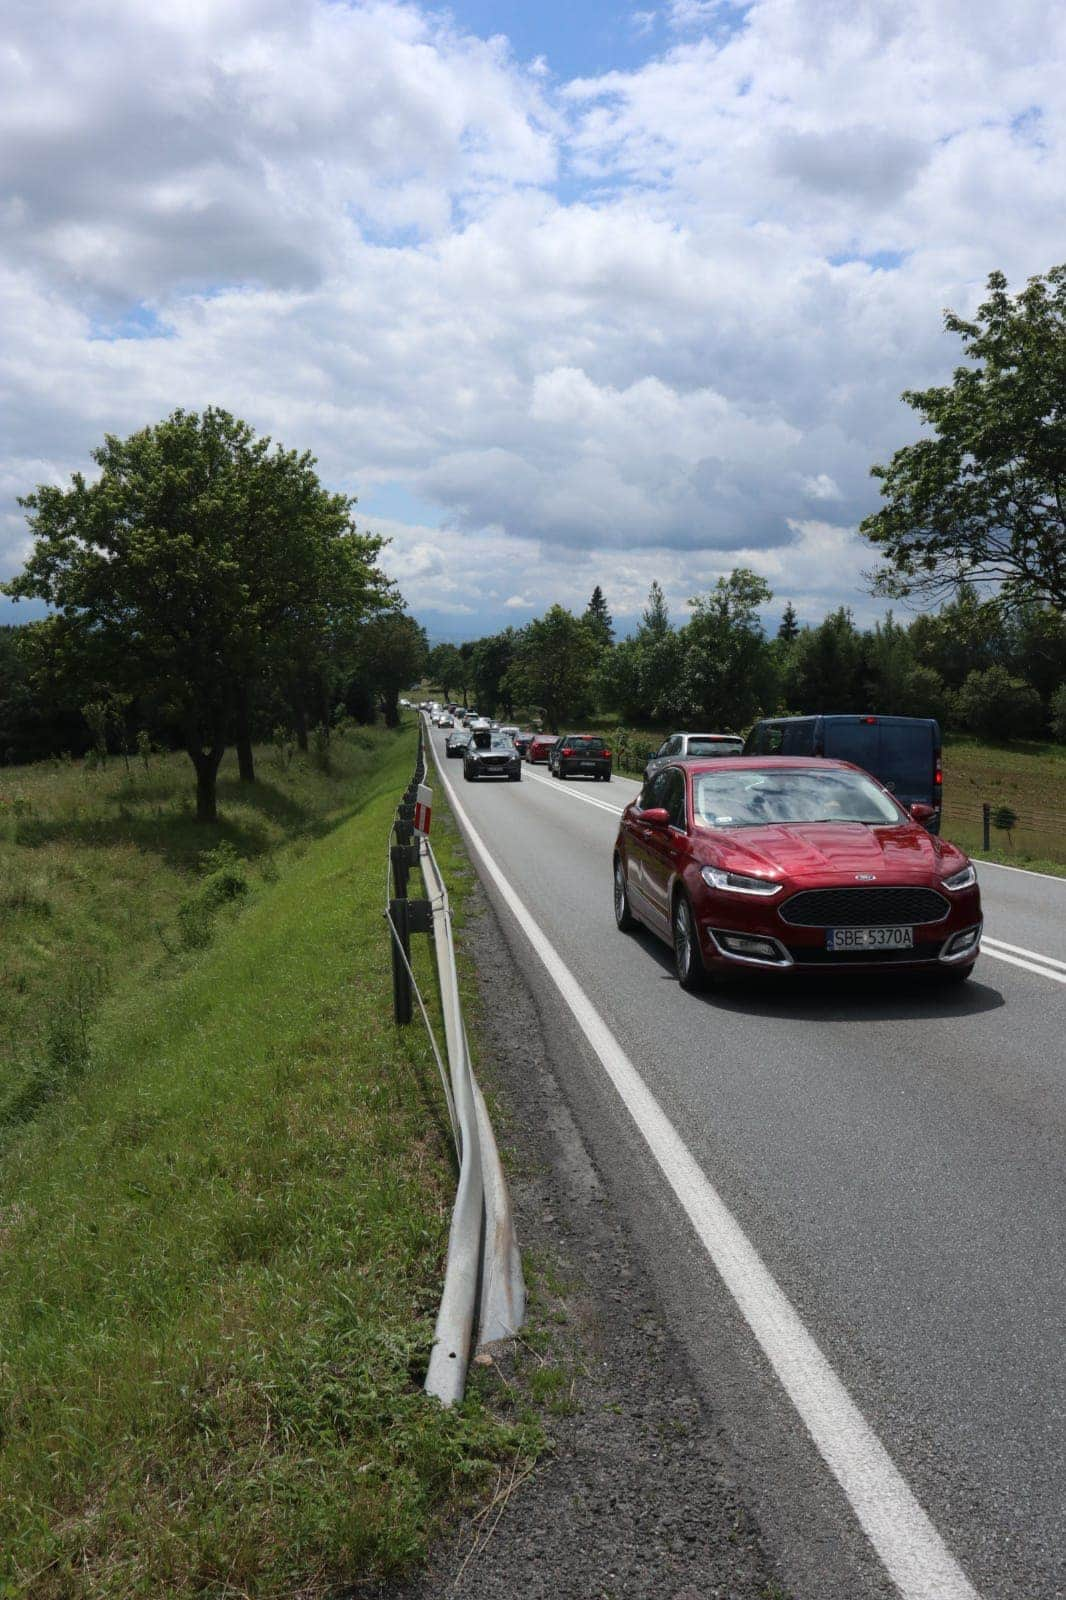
[980,938,1066,985]
[523,765,625,816]
[427,728,981,1600]
[975,858,1066,884]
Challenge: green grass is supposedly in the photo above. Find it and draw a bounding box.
[0,727,538,1598]
[939,735,1066,875]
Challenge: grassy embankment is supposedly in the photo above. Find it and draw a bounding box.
[0,728,538,1598]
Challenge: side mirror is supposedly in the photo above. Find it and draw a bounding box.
[909,802,936,823]
[642,807,671,827]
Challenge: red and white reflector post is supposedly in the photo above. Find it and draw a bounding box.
[413,783,432,837]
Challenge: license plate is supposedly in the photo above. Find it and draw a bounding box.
[580,762,596,770]
[827,926,914,951]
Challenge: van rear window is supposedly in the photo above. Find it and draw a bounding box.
[824,721,934,797]
[688,737,743,757]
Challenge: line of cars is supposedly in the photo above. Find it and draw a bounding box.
[429,702,982,991]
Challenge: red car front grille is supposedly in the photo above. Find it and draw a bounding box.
[780,887,949,927]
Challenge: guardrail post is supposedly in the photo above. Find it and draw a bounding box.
[390,896,412,1024]
[982,802,991,851]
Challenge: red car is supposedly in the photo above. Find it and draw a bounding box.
[527,733,558,764]
[613,758,982,990]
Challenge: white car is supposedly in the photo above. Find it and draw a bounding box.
[643,731,744,782]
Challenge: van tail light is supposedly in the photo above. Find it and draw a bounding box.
[934,754,943,787]
[561,746,573,757]
[862,716,877,724]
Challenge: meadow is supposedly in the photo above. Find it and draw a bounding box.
[0,727,538,1598]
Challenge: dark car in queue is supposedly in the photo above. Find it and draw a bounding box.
[643,732,743,783]
[744,715,943,832]
[613,757,981,991]
[513,731,535,759]
[446,728,473,759]
[549,734,612,782]
[463,730,522,782]
[527,732,558,765]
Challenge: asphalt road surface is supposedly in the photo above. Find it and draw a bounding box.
[426,723,1065,1600]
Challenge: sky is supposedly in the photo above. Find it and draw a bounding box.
[1,0,1063,642]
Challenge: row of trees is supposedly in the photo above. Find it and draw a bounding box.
[423,264,1066,743]
[1,409,428,817]
[425,576,1066,743]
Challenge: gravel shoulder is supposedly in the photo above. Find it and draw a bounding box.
[375,814,790,1600]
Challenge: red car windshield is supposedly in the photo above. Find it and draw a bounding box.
[693,767,902,829]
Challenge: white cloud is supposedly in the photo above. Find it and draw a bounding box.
[2,0,1064,639]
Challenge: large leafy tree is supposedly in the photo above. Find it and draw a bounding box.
[862,265,1066,611]
[505,606,600,730]
[356,612,428,726]
[471,629,519,717]
[680,569,776,729]
[784,607,865,712]
[3,408,390,819]
[427,642,463,699]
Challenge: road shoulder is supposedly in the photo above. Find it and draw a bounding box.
[375,800,788,1600]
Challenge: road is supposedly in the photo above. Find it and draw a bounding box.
[426,723,1065,1600]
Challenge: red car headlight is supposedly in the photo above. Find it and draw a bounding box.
[701,866,782,897]
[941,863,977,891]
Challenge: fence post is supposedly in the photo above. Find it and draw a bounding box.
[390,896,412,1024]
[982,802,991,852]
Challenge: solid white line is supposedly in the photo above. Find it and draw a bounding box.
[427,730,980,1600]
[975,858,1066,884]
[981,935,1066,972]
[523,765,625,816]
[980,941,1066,985]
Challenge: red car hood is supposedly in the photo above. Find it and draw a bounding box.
[704,821,964,882]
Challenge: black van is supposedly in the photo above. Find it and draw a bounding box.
[742,715,943,830]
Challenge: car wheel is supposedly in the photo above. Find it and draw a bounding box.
[613,856,636,931]
[672,892,707,991]
[464,766,474,782]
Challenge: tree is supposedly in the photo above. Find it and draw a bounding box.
[783,607,864,713]
[906,583,1005,689]
[471,629,519,717]
[583,585,614,647]
[862,265,1066,612]
[3,408,391,819]
[505,606,600,730]
[956,665,1044,741]
[356,613,428,727]
[1050,682,1066,742]
[778,602,799,642]
[641,580,671,641]
[427,643,463,699]
[679,569,776,729]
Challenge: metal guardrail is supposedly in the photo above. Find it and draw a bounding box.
[385,720,525,1405]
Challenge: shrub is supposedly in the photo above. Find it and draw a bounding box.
[1051,682,1066,743]
[956,666,1044,741]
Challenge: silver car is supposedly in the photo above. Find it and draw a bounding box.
[643,731,744,782]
